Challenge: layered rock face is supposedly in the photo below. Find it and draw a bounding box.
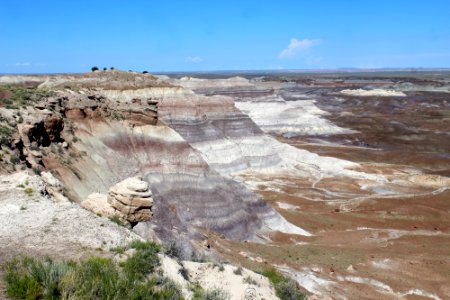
[64,120,271,240]
[21,74,306,241]
[158,80,378,183]
[107,177,153,223]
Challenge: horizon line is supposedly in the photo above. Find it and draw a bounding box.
[1,67,450,76]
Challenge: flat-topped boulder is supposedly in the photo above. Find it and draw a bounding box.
[81,177,153,224]
[107,177,153,223]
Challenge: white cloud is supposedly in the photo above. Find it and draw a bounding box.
[279,38,321,58]
[15,62,31,66]
[11,62,47,67]
[186,56,203,62]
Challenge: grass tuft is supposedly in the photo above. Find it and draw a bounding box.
[3,240,183,300]
[257,268,307,300]
[121,240,160,279]
[108,215,123,226]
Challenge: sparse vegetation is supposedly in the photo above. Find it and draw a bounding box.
[212,262,225,272]
[275,280,306,300]
[111,111,125,121]
[233,266,243,275]
[0,124,14,145]
[142,71,149,74]
[91,66,99,72]
[164,240,184,260]
[0,85,53,107]
[109,245,127,254]
[24,187,33,197]
[9,155,18,164]
[108,215,123,226]
[4,241,183,300]
[191,251,207,263]
[179,264,189,280]
[200,288,230,300]
[257,268,307,300]
[243,275,258,285]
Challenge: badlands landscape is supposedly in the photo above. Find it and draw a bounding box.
[0,70,449,299]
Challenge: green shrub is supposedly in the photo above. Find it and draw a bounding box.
[109,245,127,254]
[121,241,160,279]
[60,257,119,299]
[4,257,72,300]
[259,268,285,285]
[1,98,13,105]
[3,243,182,300]
[275,280,306,300]
[257,268,307,300]
[91,66,99,72]
[129,240,160,252]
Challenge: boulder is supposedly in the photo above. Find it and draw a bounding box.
[107,177,153,223]
[81,177,153,224]
[81,193,116,218]
[41,171,69,203]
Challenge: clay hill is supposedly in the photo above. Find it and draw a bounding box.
[1,70,449,299]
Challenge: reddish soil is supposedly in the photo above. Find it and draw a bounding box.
[213,75,450,299]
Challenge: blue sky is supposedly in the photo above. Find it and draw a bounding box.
[1,0,449,73]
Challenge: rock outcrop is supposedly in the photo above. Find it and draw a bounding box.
[107,177,153,223]
[14,112,65,170]
[82,177,153,224]
[81,193,115,218]
[41,171,70,203]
